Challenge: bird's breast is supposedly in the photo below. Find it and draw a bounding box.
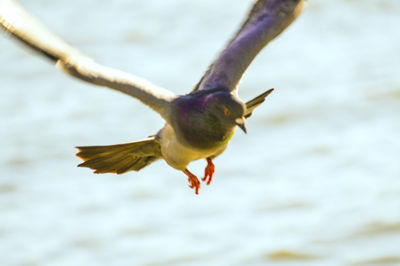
[176,112,235,150]
[170,94,235,150]
[158,124,229,170]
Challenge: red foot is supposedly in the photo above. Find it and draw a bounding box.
[183,169,200,195]
[201,158,215,185]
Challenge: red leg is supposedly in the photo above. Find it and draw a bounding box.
[183,169,200,195]
[202,157,215,185]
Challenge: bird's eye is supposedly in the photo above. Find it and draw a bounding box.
[223,107,230,116]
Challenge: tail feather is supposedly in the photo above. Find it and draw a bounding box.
[76,137,161,174]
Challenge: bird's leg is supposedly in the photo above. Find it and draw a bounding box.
[202,157,215,185]
[183,169,200,195]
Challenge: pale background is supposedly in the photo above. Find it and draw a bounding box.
[1,0,400,265]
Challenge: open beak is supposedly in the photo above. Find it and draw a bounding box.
[235,117,247,134]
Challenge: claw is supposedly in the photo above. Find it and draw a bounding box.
[183,169,200,195]
[201,158,215,185]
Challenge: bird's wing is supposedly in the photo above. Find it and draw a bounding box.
[192,0,304,92]
[244,88,274,118]
[0,0,176,118]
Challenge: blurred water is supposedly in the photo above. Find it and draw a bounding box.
[1,0,400,265]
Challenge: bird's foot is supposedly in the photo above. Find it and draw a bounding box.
[183,169,200,195]
[202,158,215,185]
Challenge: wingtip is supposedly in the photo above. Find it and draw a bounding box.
[257,87,275,103]
[265,87,274,96]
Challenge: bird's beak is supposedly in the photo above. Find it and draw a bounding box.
[235,117,247,134]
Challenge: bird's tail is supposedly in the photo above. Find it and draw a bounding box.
[76,137,162,174]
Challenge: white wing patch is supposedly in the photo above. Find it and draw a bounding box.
[0,0,176,119]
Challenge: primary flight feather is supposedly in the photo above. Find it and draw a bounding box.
[0,0,304,194]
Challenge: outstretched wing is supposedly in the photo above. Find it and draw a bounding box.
[0,0,176,118]
[192,0,304,92]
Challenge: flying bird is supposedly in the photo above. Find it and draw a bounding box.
[0,0,304,194]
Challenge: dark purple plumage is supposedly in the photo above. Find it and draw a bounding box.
[171,89,244,149]
[0,0,304,194]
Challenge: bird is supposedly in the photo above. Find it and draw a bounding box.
[0,0,304,194]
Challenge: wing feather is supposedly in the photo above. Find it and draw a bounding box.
[0,0,176,118]
[244,88,274,118]
[192,0,304,92]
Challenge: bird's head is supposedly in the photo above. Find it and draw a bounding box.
[205,91,247,133]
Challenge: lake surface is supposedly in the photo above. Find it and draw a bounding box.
[1,0,400,265]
